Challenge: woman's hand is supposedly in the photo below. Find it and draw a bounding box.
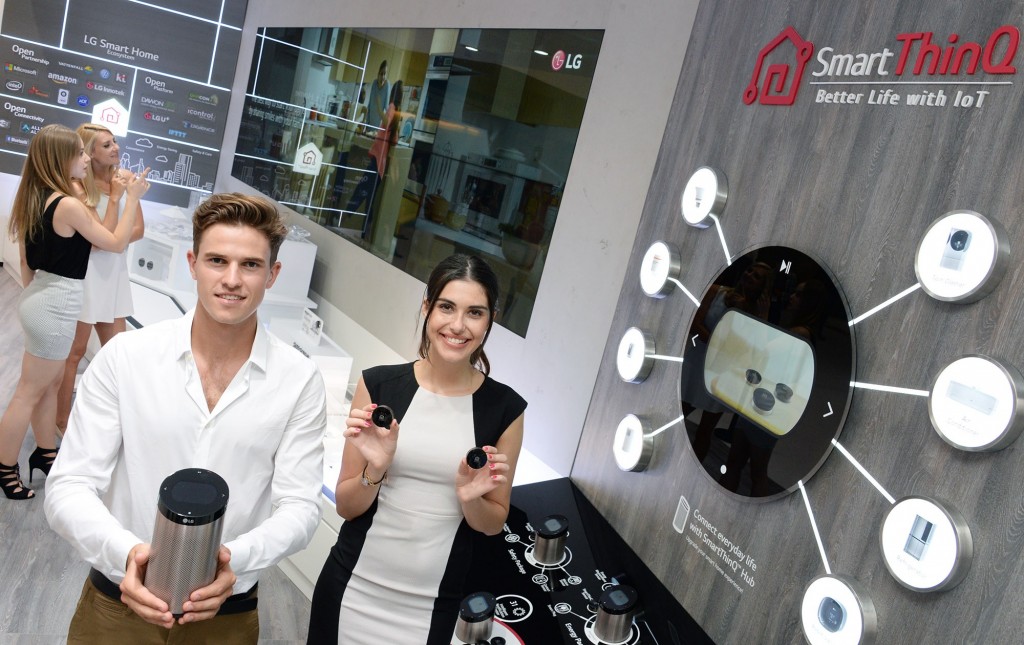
[109,169,128,201]
[125,168,151,199]
[455,446,508,504]
[343,403,398,473]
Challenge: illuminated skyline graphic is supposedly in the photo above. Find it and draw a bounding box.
[120,149,212,191]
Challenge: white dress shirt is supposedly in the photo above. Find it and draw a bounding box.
[45,310,327,594]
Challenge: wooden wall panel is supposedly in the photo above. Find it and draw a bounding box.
[571,0,1024,642]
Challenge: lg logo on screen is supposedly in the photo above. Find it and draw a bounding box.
[551,50,583,71]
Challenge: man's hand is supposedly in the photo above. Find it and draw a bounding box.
[120,543,174,629]
[178,546,236,624]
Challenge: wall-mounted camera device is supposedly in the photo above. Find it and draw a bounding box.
[817,596,846,633]
[940,228,972,271]
[466,447,488,469]
[371,405,394,428]
[904,514,935,561]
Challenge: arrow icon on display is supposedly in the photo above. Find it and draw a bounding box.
[691,334,699,346]
[823,402,834,417]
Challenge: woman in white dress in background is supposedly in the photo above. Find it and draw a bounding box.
[55,123,144,436]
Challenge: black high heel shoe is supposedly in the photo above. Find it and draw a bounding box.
[28,447,58,484]
[0,461,34,500]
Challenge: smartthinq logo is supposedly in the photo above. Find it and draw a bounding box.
[743,26,814,106]
[745,25,1020,108]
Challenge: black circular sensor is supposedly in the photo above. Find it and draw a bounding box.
[745,369,762,385]
[535,514,569,539]
[459,591,496,622]
[466,447,488,469]
[775,383,793,403]
[370,405,394,428]
[598,584,638,614]
[752,387,775,413]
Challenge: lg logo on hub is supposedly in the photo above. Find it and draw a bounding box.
[551,50,583,71]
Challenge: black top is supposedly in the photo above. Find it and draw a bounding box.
[24,195,91,279]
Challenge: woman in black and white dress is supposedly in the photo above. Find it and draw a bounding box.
[308,254,527,644]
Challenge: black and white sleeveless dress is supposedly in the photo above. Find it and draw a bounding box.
[308,362,527,645]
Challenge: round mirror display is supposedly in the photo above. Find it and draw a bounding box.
[680,245,856,500]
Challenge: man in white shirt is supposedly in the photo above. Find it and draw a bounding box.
[45,192,327,644]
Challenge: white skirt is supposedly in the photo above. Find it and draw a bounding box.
[79,248,133,324]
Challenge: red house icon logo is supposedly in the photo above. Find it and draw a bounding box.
[100,106,121,124]
[743,26,814,106]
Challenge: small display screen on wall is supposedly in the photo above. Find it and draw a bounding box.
[0,0,248,206]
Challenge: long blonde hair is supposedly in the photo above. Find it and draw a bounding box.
[76,123,114,208]
[7,124,80,244]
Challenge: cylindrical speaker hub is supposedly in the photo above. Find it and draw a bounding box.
[147,468,229,616]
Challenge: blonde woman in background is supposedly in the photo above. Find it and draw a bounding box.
[55,123,145,436]
[0,124,148,500]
